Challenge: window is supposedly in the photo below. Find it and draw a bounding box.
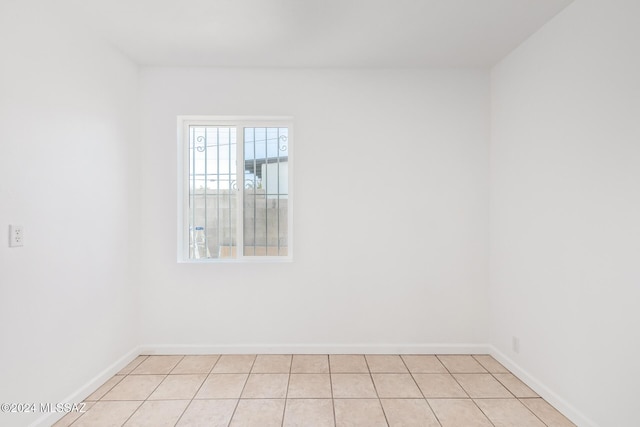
[178,116,293,262]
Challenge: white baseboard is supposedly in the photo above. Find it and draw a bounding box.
[31,347,141,427]
[139,343,491,355]
[489,345,597,427]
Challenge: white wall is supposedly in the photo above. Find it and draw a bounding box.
[0,2,140,426]
[490,1,640,426]
[139,68,490,350]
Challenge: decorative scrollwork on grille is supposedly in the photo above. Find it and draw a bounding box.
[279,135,288,151]
[196,135,206,152]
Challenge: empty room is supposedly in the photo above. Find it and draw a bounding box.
[0,0,638,426]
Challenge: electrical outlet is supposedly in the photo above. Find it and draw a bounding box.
[512,336,520,353]
[9,225,23,247]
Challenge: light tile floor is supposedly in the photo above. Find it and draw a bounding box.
[53,354,576,427]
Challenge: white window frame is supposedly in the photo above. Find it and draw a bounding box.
[177,115,294,263]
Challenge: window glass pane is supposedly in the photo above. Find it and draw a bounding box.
[243,127,288,256]
[189,126,237,259]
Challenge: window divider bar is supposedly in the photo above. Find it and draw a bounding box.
[253,129,257,256]
[236,126,244,259]
[191,126,196,258]
[263,128,268,255]
[228,129,232,257]
[216,128,220,258]
[277,127,281,256]
[203,128,208,258]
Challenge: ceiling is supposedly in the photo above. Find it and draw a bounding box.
[55,0,574,68]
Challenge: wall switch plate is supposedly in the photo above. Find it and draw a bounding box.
[9,225,23,247]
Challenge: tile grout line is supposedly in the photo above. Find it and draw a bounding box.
[517,398,558,427]
[401,355,444,427]
[478,358,552,427]
[445,361,497,427]
[226,354,257,426]
[435,354,474,400]
[159,355,191,427]
[134,356,183,425]
[328,355,337,427]
[471,353,552,426]
[67,355,149,426]
[437,354,497,427]
[470,399,498,427]
[363,355,390,427]
[280,355,293,427]
[120,356,181,426]
[173,354,220,426]
[167,355,187,375]
[71,355,151,426]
